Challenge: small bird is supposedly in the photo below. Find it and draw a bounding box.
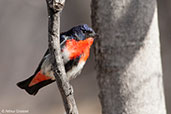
[17,24,96,95]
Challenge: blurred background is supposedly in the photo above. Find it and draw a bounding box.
[0,0,170,114]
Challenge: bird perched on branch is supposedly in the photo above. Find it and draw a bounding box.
[17,24,96,95]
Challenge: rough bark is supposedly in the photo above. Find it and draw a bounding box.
[91,0,167,114]
[46,0,79,114]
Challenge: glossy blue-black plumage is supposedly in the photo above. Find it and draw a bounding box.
[60,24,95,44]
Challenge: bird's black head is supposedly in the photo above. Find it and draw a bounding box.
[64,24,96,41]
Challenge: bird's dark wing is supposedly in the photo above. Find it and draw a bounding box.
[33,34,69,75]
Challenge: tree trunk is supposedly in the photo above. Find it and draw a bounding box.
[91,0,167,114]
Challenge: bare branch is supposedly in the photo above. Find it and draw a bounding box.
[46,0,79,114]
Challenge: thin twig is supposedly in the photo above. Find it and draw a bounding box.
[46,0,79,114]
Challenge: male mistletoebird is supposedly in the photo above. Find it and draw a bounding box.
[17,24,96,95]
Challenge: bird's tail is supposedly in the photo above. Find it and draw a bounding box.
[17,72,55,95]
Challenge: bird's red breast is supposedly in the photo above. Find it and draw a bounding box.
[65,37,94,61]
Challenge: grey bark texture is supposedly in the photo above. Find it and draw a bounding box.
[46,0,79,114]
[91,0,167,114]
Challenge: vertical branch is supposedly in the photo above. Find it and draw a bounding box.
[46,0,79,114]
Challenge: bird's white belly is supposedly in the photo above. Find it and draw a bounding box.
[67,61,85,80]
[41,54,85,80]
[61,47,70,63]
